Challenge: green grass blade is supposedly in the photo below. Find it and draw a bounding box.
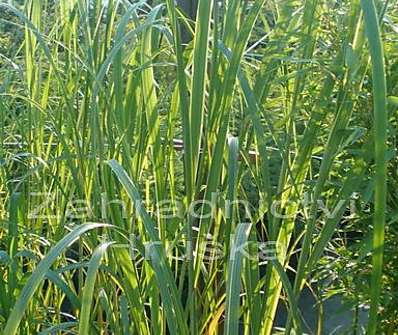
[361,0,388,333]
[189,0,212,180]
[224,223,251,335]
[107,159,188,334]
[119,295,130,335]
[4,223,110,335]
[270,259,303,333]
[45,270,81,311]
[38,322,77,335]
[79,242,113,335]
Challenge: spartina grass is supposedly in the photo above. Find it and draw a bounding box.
[0,0,396,334]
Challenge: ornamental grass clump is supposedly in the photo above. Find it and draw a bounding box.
[0,0,396,334]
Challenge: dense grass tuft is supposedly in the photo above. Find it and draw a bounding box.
[0,0,397,333]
